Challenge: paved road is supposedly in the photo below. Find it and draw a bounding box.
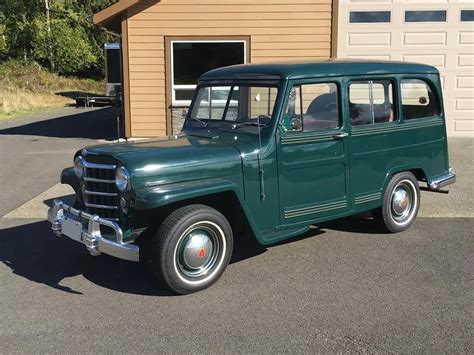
[0,106,119,217]
[0,217,472,353]
[0,108,473,352]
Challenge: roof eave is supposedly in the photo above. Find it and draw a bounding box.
[93,0,141,29]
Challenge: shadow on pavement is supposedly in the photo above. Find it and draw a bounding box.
[0,220,269,296]
[0,107,120,139]
[0,216,374,296]
[320,214,388,234]
[0,220,174,296]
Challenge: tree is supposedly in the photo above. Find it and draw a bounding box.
[0,0,115,75]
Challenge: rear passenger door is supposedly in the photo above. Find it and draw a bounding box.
[277,80,350,224]
[348,78,399,209]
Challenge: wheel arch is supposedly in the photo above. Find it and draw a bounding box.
[381,165,427,194]
[134,179,258,242]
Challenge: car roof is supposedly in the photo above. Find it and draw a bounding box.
[199,59,439,81]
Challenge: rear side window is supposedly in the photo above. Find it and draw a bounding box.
[349,80,396,125]
[401,79,440,120]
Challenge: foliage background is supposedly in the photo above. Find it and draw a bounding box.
[0,0,115,75]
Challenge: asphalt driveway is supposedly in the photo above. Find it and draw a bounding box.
[0,108,472,353]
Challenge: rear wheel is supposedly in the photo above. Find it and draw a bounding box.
[152,204,233,294]
[372,172,420,233]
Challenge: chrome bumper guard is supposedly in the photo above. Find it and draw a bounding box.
[429,167,456,191]
[47,200,139,262]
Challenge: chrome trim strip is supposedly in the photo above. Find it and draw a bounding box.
[84,190,117,197]
[352,121,443,137]
[429,167,456,190]
[287,200,347,213]
[84,177,116,184]
[284,200,347,218]
[84,161,116,170]
[355,192,381,204]
[47,200,139,262]
[355,197,381,204]
[281,134,334,145]
[85,202,119,210]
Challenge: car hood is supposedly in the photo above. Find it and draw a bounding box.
[82,132,258,190]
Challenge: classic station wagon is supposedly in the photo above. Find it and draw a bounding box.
[48,60,455,294]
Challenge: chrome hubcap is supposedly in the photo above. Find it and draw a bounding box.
[176,224,220,278]
[391,182,413,222]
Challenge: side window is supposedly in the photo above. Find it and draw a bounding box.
[401,79,440,120]
[282,83,339,132]
[349,80,396,126]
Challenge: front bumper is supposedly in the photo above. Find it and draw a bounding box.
[429,167,456,191]
[47,200,139,262]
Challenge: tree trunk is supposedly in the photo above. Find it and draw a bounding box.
[45,0,55,71]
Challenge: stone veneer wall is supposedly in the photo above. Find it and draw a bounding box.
[172,106,189,135]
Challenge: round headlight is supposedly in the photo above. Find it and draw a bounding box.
[115,166,131,192]
[74,156,85,178]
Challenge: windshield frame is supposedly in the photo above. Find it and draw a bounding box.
[182,79,283,134]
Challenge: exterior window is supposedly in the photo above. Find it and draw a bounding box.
[405,11,447,22]
[282,83,339,132]
[172,41,246,104]
[349,80,396,125]
[461,10,474,22]
[190,85,278,123]
[349,11,391,23]
[401,79,440,120]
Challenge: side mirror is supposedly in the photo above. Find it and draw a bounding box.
[291,117,303,131]
[181,109,188,119]
[258,114,272,126]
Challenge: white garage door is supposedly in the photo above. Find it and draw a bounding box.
[337,0,474,137]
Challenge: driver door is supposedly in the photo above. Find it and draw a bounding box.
[277,80,351,224]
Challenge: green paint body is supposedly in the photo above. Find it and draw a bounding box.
[75,60,450,245]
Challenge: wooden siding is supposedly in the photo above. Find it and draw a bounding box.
[126,0,333,137]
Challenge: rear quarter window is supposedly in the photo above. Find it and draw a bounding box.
[401,79,440,120]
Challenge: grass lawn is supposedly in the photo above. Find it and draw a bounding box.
[0,61,105,119]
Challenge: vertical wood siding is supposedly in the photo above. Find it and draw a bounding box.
[126,0,333,137]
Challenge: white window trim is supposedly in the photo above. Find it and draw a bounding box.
[170,40,247,106]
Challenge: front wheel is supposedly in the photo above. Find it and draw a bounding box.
[372,172,420,233]
[152,204,233,294]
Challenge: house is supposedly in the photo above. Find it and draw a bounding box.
[94,0,473,138]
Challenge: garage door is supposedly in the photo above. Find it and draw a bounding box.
[337,0,474,137]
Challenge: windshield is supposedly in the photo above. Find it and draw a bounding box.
[184,84,279,132]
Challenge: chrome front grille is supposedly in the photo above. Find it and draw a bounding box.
[83,159,120,221]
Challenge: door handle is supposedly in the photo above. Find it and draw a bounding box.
[332,132,349,140]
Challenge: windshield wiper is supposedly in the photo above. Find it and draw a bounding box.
[190,117,208,127]
[231,121,267,130]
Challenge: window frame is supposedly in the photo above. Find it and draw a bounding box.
[170,39,248,106]
[399,77,442,122]
[347,77,399,127]
[404,10,447,23]
[280,80,342,135]
[349,11,392,24]
[460,9,474,22]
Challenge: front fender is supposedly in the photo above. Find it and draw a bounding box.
[134,178,261,239]
[134,178,245,211]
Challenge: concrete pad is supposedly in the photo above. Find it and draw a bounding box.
[3,184,74,219]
